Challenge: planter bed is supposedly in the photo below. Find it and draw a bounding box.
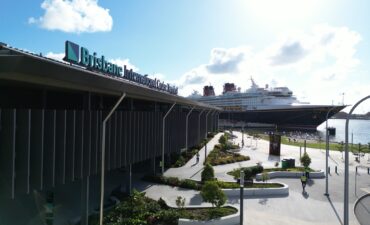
[223,182,289,197]
[255,169,325,180]
[142,175,283,190]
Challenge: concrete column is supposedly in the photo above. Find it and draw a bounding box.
[81,92,91,225]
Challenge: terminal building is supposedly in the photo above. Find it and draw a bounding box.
[0,42,220,225]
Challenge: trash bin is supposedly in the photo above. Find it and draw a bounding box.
[287,158,295,168]
[281,159,288,169]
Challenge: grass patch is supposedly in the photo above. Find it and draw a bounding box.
[257,134,370,153]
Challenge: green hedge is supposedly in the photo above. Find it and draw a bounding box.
[142,174,282,190]
[142,175,202,190]
[227,165,264,180]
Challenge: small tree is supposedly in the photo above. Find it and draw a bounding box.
[175,196,185,209]
[219,135,227,145]
[300,152,311,168]
[261,171,269,184]
[200,181,227,207]
[201,163,215,182]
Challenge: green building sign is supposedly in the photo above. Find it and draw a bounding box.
[63,41,178,95]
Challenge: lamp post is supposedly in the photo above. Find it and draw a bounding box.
[100,93,126,225]
[162,102,176,174]
[344,95,370,225]
[325,107,336,196]
[242,125,244,148]
[204,110,212,159]
[240,170,244,225]
[185,106,195,152]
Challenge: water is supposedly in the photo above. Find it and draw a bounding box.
[317,119,370,144]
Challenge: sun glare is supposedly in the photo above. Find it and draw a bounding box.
[245,0,321,25]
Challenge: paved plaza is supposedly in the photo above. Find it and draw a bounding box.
[134,131,370,225]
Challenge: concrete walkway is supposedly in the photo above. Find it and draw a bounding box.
[137,131,369,225]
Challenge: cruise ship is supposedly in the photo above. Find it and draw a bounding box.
[189,79,346,130]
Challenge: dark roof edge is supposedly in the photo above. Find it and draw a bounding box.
[0,44,221,111]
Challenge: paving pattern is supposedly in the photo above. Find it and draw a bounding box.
[136,131,370,225]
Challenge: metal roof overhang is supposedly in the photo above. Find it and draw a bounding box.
[0,46,220,111]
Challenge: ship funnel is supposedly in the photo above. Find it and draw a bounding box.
[223,83,236,94]
[203,85,215,96]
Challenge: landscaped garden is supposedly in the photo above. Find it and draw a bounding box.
[87,190,237,225]
[228,152,316,180]
[172,132,217,167]
[205,133,250,166]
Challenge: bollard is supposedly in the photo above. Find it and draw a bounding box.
[328,166,330,175]
[335,166,338,174]
[355,166,358,174]
[368,168,369,175]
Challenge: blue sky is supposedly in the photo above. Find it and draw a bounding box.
[1,0,370,113]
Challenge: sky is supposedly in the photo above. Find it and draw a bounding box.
[1,0,370,113]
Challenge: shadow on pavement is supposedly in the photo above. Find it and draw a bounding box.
[302,191,309,199]
[258,198,268,205]
[189,168,204,179]
[268,155,281,162]
[189,194,205,205]
[307,179,315,186]
[326,196,343,225]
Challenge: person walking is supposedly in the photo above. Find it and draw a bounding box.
[305,168,310,179]
[300,173,307,192]
[196,152,200,164]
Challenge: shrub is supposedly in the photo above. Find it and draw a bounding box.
[167,177,180,186]
[300,152,312,168]
[250,165,264,175]
[176,196,186,209]
[174,156,186,167]
[219,135,227,145]
[142,175,165,184]
[200,181,227,208]
[243,168,253,180]
[201,163,215,182]
[180,179,200,190]
[157,197,168,209]
[156,209,179,225]
[261,171,269,183]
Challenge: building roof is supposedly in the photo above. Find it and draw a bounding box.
[0,43,220,111]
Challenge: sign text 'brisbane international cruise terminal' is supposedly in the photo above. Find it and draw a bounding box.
[63,40,178,95]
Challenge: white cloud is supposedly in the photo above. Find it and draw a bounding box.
[109,58,139,72]
[45,52,65,61]
[206,47,249,74]
[175,24,364,112]
[29,0,113,33]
